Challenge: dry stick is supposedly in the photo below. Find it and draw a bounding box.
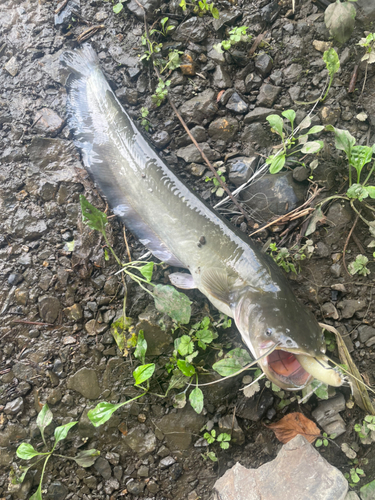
[123,227,132,262]
[55,0,69,14]
[342,213,359,277]
[134,0,252,223]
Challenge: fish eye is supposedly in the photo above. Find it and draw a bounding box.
[265,328,272,337]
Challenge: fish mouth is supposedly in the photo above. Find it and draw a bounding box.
[263,348,313,389]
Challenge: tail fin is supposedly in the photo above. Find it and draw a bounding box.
[60,44,99,79]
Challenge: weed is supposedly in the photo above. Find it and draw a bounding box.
[358,33,375,64]
[205,168,226,197]
[345,467,365,486]
[324,330,337,353]
[315,432,337,448]
[348,255,370,276]
[268,240,314,274]
[213,26,252,53]
[179,0,219,19]
[201,429,231,461]
[113,0,125,14]
[12,404,99,499]
[151,78,171,107]
[139,107,150,132]
[324,0,357,44]
[354,415,375,444]
[266,109,324,174]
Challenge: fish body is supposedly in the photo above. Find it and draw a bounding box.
[61,45,339,390]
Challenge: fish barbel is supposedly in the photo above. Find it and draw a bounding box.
[61,45,343,390]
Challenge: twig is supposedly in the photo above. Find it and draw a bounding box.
[342,213,359,277]
[248,31,267,57]
[134,0,252,223]
[11,320,55,326]
[77,25,105,43]
[123,227,132,262]
[55,0,69,14]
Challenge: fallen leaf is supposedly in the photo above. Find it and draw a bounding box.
[243,381,260,398]
[217,90,225,102]
[267,412,320,444]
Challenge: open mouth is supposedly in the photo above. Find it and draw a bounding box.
[267,349,312,388]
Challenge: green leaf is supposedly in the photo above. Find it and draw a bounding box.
[324,2,356,44]
[30,484,43,500]
[226,347,253,365]
[173,391,187,409]
[154,284,191,324]
[207,451,218,461]
[347,183,369,201]
[189,387,204,414]
[113,2,123,13]
[37,404,53,444]
[266,114,284,137]
[54,421,77,444]
[315,439,323,447]
[139,262,154,282]
[281,110,296,128]
[134,330,147,363]
[325,125,356,159]
[177,335,194,356]
[196,329,214,345]
[220,441,230,449]
[212,7,219,18]
[323,48,340,78]
[66,240,75,252]
[350,145,373,180]
[269,154,286,174]
[111,316,132,353]
[88,401,126,427]
[16,443,43,460]
[177,359,196,377]
[212,358,243,377]
[307,125,325,134]
[217,432,231,442]
[133,363,155,385]
[167,369,189,394]
[299,115,311,130]
[204,432,215,444]
[360,479,375,499]
[72,449,100,468]
[80,195,108,235]
[301,141,324,154]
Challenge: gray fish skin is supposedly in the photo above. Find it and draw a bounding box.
[61,45,327,390]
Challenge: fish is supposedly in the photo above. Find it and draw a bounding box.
[61,44,343,391]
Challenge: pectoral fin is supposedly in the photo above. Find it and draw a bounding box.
[200,267,230,305]
[169,272,197,289]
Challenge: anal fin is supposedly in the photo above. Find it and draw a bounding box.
[169,272,196,289]
[200,267,230,304]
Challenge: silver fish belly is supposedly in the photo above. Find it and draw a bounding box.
[61,45,341,390]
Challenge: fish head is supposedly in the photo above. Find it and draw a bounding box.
[233,288,327,390]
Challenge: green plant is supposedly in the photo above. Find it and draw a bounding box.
[315,432,337,447]
[151,78,171,107]
[345,467,365,486]
[202,430,231,461]
[179,0,219,19]
[12,404,99,499]
[213,26,252,53]
[354,415,375,444]
[139,107,150,132]
[205,168,226,197]
[358,33,375,64]
[324,330,337,353]
[140,17,175,63]
[113,0,126,14]
[266,110,324,174]
[268,240,314,274]
[348,254,370,276]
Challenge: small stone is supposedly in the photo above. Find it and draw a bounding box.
[45,481,68,500]
[63,304,83,321]
[116,87,138,105]
[104,276,118,295]
[337,300,367,319]
[321,302,339,320]
[320,106,341,126]
[38,296,61,323]
[138,465,149,477]
[147,480,159,494]
[208,117,239,141]
[179,89,217,125]
[255,53,273,78]
[152,130,170,148]
[188,163,206,177]
[176,142,219,163]
[213,65,232,89]
[330,263,342,278]
[4,56,19,76]
[236,391,274,422]
[94,11,108,21]
[159,456,176,468]
[228,156,258,185]
[67,367,100,399]
[85,319,108,335]
[172,17,207,43]
[94,457,112,480]
[127,479,146,495]
[104,478,120,495]
[257,84,282,107]
[218,415,245,445]
[62,336,76,345]
[124,427,157,456]
[8,272,23,285]
[312,393,346,438]
[83,476,98,489]
[34,108,64,136]
[225,92,248,114]
[313,40,332,53]
[331,284,346,293]
[358,325,375,343]
[293,166,310,182]
[244,107,278,124]
[15,289,28,306]
[4,397,24,415]
[47,388,63,405]
[157,445,170,458]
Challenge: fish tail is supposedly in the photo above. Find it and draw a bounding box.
[60,44,99,79]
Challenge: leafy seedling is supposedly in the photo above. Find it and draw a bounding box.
[151,78,171,107]
[213,26,252,53]
[354,414,375,444]
[325,0,357,44]
[14,404,99,499]
[315,432,337,447]
[348,255,370,276]
[205,168,226,196]
[179,0,219,19]
[345,467,365,486]
[139,107,151,132]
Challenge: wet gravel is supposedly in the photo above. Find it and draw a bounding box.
[1,0,375,498]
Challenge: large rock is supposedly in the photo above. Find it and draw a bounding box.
[179,89,217,125]
[214,435,348,500]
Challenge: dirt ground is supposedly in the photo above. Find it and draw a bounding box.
[1,0,375,498]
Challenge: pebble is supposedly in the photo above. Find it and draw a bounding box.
[127,479,146,495]
[104,478,120,495]
[4,56,19,76]
[208,117,239,141]
[188,163,206,177]
[257,84,282,107]
[63,304,83,321]
[213,65,232,89]
[244,107,278,124]
[94,457,112,479]
[8,272,23,285]
[152,130,171,148]
[225,92,249,114]
[176,142,219,163]
[123,427,157,456]
[159,456,176,468]
[34,108,64,136]
[228,156,258,185]
[38,296,61,323]
[4,397,24,415]
[45,482,68,500]
[179,89,217,125]
[172,17,207,42]
[312,394,347,438]
[313,40,332,53]
[66,367,101,399]
[138,465,149,477]
[255,53,273,78]
[337,299,366,319]
[236,391,274,422]
[219,415,245,445]
[321,302,339,320]
[358,325,375,343]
